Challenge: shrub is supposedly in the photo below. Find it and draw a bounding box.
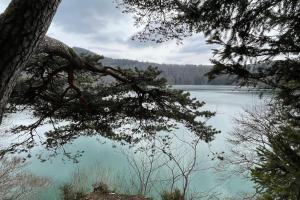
[161,189,184,200]
[60,183,86,200]
[93,182,110,194]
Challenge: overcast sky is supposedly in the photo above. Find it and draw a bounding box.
[0,0,215,65]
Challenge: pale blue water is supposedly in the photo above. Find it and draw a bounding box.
[3,85,268,199]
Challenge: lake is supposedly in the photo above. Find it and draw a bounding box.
[2,85,268,199]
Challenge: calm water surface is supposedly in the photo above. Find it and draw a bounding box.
[3,85,268,199]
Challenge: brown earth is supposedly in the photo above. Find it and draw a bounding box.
[84,192,151,200]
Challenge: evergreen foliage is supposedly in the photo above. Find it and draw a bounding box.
[1,0,299,198]
[118,0,300,104]
[118,0,300,198]
[3,51,218,157]
[250,104,300,199]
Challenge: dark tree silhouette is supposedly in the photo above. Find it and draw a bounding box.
[119,0,299,108]
[1,1,299,198]
[116,0,300,198]
[0,1,218,158]
[0,0,61,122]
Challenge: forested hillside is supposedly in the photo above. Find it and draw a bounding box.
[74,47,235,85]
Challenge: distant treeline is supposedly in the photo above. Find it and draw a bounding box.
[75,47,236,85]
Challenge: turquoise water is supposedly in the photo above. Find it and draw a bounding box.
[3,85,267,199]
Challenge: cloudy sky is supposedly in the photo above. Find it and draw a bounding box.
[0,0,215,65]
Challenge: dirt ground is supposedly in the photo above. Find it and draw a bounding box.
[84,192,151,200]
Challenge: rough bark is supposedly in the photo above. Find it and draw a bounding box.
[37,36,85,68]
[37,36,131,83]
[0,0,61,123]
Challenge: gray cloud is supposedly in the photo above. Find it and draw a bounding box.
[126,37,162,49]
[180,43,212,54]
[179,36,216,54]
[0,0,214,64]
[53,0,127,34]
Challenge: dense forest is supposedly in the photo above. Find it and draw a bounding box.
[75,47,235,85]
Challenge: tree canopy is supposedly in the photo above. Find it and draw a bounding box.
[119,0,300,107]
[0,0,299,198]
[117,0,300,198]
[0,1,220,158]
[1,36,218,158]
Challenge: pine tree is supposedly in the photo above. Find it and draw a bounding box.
[118,0,300,198]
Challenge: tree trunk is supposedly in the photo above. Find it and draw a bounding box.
[0,0,61,123]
